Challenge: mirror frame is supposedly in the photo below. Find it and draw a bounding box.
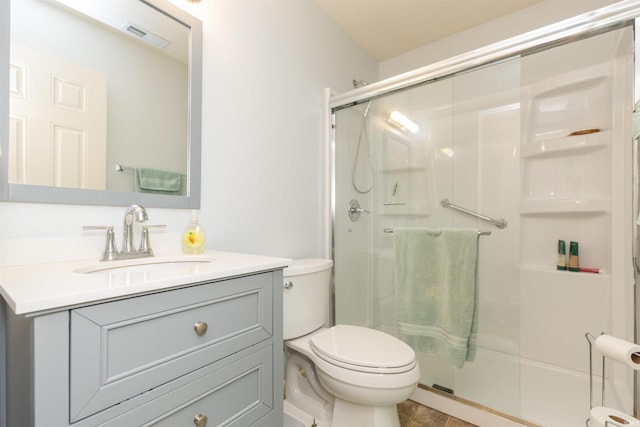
[0,0,202,209]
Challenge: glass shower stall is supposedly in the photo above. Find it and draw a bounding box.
[329,4,638,426]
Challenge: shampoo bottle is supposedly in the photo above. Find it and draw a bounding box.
[568,241,579,272]
[183,210,205,254]
[556,240,567,271]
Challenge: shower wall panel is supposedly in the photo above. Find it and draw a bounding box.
[333,104,373,328]
[517,28,634,426]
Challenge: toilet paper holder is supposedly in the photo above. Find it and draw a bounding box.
[585,332,605,413]
[585,332,640,426]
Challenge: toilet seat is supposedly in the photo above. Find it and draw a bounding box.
[310,325,417,374]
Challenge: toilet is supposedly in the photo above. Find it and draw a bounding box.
[283,259,420,427]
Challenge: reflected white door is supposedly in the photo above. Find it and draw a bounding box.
[9,42,107,190]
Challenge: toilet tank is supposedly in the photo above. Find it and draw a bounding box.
[283,258,333,340]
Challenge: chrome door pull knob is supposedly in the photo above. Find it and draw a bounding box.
[194,321,208,336]
[194,413,208,427]
[284,281,294,289]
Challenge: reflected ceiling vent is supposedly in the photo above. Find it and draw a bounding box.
[123,22,169,49]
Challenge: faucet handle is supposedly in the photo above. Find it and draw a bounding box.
[139,224,167,253]
[82,225,113,231]
[83,226,118,261]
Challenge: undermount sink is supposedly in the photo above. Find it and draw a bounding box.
[74,255,214,274]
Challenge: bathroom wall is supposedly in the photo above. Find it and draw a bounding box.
[0,0,378,266]
[0,0,621,264]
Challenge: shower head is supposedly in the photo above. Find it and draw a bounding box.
[353,79,369,88]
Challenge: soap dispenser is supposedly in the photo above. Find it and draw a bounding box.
[183,210,205,254]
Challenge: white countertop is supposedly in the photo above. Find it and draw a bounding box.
[0,251,290,315]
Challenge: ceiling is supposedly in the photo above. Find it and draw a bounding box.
[313,0,543,61]
[53,0,189,63]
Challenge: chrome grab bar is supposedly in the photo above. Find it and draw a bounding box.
[384,228,491,236]
[441,199,507,229]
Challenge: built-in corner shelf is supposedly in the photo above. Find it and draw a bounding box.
[521,130,609,159]
[381,203,431,216]
[520,198,609,215]
[520,62,612,279]
[519,264,609,283]
[381,166,427,173]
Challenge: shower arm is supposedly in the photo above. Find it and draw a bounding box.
[441,199,507,229]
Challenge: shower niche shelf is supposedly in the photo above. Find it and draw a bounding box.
[380,203,430,216]
[519,264,609,280]
[521,143,610,203]
[521,130,609,159]
[526,65,611,145]
[520,198,609,215]
[381,166,427,173]
[520,211,609,272]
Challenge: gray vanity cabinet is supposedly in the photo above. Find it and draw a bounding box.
[2,270,284,427]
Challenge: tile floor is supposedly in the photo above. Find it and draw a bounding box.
[398,399,478,427]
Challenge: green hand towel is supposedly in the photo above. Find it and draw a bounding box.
[134,167,182,195]
[394,227,479,369]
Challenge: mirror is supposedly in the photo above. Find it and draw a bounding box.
[0,0,202,208]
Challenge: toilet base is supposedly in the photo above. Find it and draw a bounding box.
[284,400,331,427]
[284,398,401,427]
[285,332,415,427]
[331,399,401,427]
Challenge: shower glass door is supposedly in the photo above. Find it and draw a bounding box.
[333,57,523,415]
[332,24,634,426]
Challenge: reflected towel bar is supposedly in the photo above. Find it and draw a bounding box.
[441,199,507,229]
[384,228,491,236]
[115,164,134,173]
[115,164,186,176]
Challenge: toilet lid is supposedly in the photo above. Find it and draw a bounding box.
[310,325,417,374]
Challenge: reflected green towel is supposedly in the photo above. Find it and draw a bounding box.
[394,227,479,369]
[134,168,182,195]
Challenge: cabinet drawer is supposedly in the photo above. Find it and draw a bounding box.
[70,272,274,422]
[100,344,274,427]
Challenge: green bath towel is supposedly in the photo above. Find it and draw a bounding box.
[134,167,182,195]
[394,227,479,369]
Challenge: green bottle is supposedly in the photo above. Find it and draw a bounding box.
[557,240,567,271]
[568,241,579,272]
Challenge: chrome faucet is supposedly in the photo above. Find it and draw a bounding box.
[83,204,166,261]
[122,204,148,253]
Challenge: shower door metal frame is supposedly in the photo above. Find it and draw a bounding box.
[329,1,640,113]
[634,17,640,417]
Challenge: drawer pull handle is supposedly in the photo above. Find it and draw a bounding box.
[284,281,294,290]
[194,321,208,336]
[194,413,208,427]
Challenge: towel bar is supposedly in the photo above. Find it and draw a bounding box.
[115,164,186,176]
[115,164,134,173]
[383,228,491,236]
